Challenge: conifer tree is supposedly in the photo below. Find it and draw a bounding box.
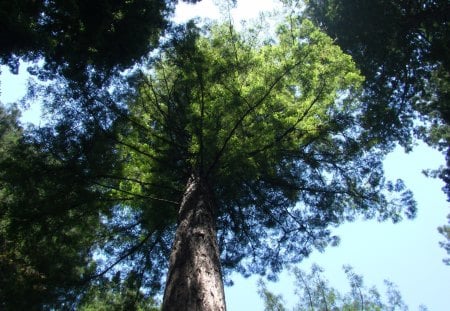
[107,16,415,309]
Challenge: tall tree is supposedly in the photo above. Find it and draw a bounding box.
[3,4,417,310]
[104,16,415,310]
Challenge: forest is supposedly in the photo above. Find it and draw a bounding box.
[0,0,448,310]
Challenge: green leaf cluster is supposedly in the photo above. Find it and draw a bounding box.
[79,272,160,311]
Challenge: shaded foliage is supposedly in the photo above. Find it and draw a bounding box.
[79,272,160,311]
[305,0,449,151]
[0,103,120,309]
[0,0,199,83]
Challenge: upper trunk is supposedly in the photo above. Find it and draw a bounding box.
[162,176,226,311]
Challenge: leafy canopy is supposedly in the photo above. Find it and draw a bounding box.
[0,102,121,309]
[305,0,450,150]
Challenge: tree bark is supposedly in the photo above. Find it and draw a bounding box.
[162,176,226,311]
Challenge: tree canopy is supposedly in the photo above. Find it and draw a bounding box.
[305,0,449,150]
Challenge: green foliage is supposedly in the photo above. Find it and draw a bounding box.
[292,264,340,310]
[305,0,450,149]
[258,279,287,311]
[258,264,412,311]
[438,214,450,265]
[0,104,22,151]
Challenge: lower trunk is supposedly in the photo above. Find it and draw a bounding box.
[162,176,226,311]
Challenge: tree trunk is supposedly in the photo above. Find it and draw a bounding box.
[162,176,226,311]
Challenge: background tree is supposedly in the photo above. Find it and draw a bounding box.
[258,264,414,311]
[0,0,200,84]
[0,102,121,309]
[258,279,287,311]
[438,215,450,265]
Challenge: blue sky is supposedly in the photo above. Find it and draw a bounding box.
[1,0,449,310]
[225,143,450,310]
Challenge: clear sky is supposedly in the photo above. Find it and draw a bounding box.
[1,0,449,310]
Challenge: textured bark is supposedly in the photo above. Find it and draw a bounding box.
[162,176,226,311]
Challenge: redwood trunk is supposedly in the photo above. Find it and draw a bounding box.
[162,176,226,311]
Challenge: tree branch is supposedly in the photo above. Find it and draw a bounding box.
[83,230,158,283]
[97,174,183,193]
[92,181,180,205]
